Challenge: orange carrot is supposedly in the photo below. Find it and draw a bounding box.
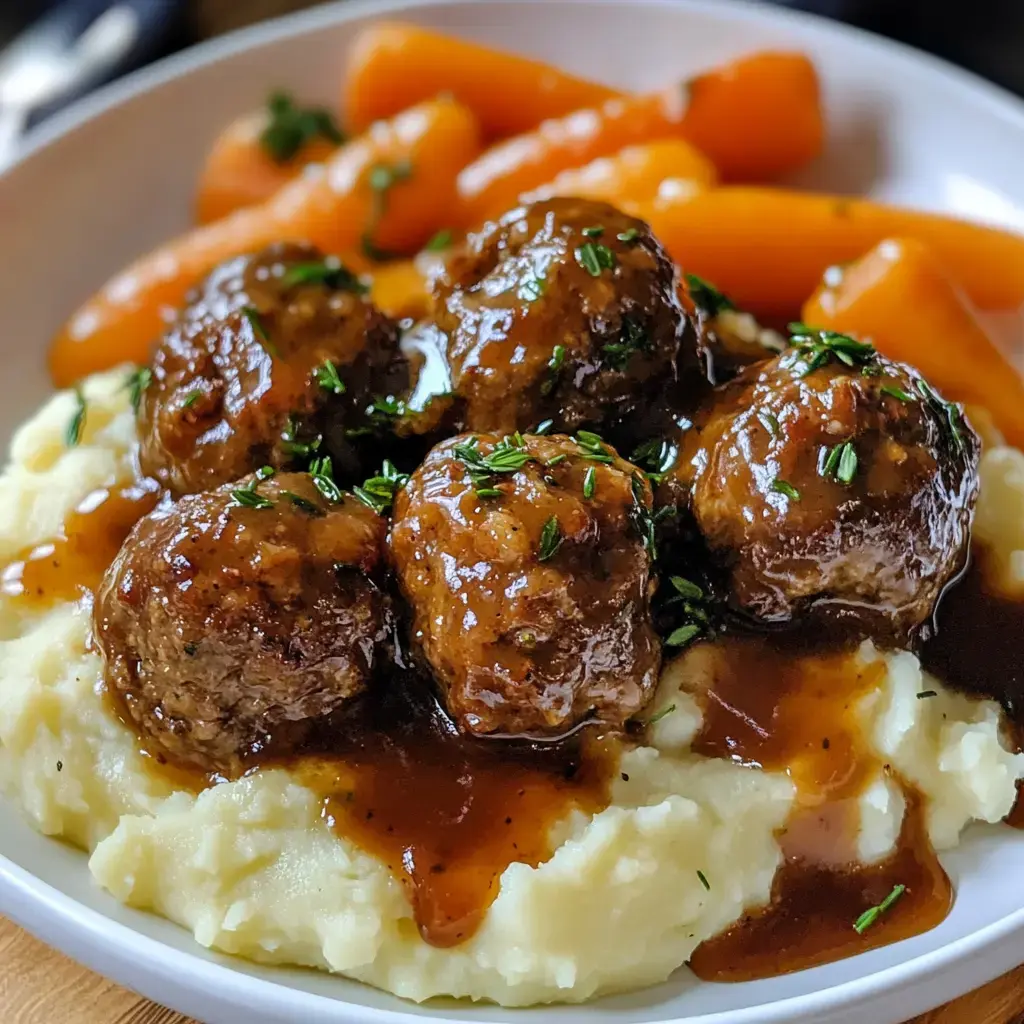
[195,110,337,224]
[344,22,620,140]
[802,237,1024,448]
[456,52,822,227]
[49,98,481,387]
[641,187,1024,320]
[520,139,717,211]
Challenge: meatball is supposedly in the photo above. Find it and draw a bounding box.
[94,470,391,774]
[431,197,705,439]
[138,242,406,495]
[389,432,661,736]
[679,334,980,638]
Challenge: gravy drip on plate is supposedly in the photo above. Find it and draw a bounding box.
[685,635,952,980]
[0,479,160,606]
[921,548,1024,826]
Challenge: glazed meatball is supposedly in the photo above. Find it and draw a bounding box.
[678,335,980,638]
[94,471,391,774]
[389,432,661,736]
[138,242,406,495]
[431,198,705,439]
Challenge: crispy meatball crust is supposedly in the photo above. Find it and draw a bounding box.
[389,432,661,736]
[679,346,980,638]
[431,198,705,438]
[138,242,406,496]
[94,471,391,775]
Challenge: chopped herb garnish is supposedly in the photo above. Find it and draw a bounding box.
[182,390,201,409]
[546,453,568,468]
[582,225,604,238]
[281,259,367,294]
[575,430,614,464]
[540,344,566,396]
[670,577,704,601]
[314,359,346,395]
[453,435,534,486]
[123,367,152,413]
[821,441,858,485]
[362,158,414,260]
[915,379,965,453]
[534,419,554,436]
[424,228,453,252]
[631,437,678,485]
[256,465,275,481]
[647,703,676,725]
[697,870,711,892]
[784,322,876,377]
[231,472,274,510]
[353,459,409,514]
[757,409,780,437]
[917,690,938,699]
[603,318,648,370]
[576,241,616,277]
[821,443,842,478]
[853,884,906,934]
[475,486,503,499]
[770,478,801,501]
[617,227,640,244]
[582,465,596,499]
[280,415,322,458]
[537,516,562,562]
[307,455,340,501]
[260,90,344,163]
[283,491,325,516]
[666,623,702,647]
[685,273,734,317]
[518,274,546,302]
[184,642,198,656]
[66,386,86,447]
[880,383,913,403]
[242,305,278,357]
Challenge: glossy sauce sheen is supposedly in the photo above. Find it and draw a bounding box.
[686,636,952,980]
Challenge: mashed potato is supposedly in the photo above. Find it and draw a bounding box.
[1,369,1022,1005]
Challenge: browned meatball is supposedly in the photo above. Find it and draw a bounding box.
[138,242,406,495]
[676,332,980,638]
[431,198,705,438]
[94,470,391,774]
[389,432,661,736]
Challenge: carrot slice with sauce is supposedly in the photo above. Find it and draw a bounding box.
[803,237,1024,448]
[49,97,481,387]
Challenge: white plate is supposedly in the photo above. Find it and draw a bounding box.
[1,2,1023,1022]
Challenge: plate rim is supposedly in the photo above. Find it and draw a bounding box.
[2,0,1023,1021]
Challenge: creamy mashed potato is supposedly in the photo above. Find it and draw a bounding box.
[1,369,1022,1005]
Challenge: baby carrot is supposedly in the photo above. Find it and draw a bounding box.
[803,237,1024,448]
[49,98,481,386]
[520,139,717,211]
[195,98,340,224]
[642,187,1024,319]
[456,52,822,227]
[344,22,620,140]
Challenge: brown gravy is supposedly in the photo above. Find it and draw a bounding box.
[686,635,951,979]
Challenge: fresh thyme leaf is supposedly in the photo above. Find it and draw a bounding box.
[582,225,604,238]
[353,459,410,514]
[685,273,735,317]
[582,465,596,499]
[616,227,640,244]
[647,703,676,725]
[314,359,346,395]
[283,491,325,516]
[770,478,801,501]
[424,228,453,252]
[576,241,616,277]
[670,577,704,601]
[757,410,780,437]
[537,516,562,562]
[697,870,711,892]
[123,367,152,413]
[242,306,278,357]
[66,386,87,447]
[259,91,344,163]
[281,259,367,294]
[182,390,201,409]
[880,383,913,403]
[666,624,702,647]
[853,884,905,934]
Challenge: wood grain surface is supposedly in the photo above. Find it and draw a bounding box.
[0,916,1020,1024]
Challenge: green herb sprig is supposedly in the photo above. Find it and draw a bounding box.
[685,273,735,317]
[784,322,876,378]
[260,91,344,163]
[309,455,342,503]
[820,440,858,485]
[231,465,275,509]
[314,359,346,395]
[576,240,616,277]
[353,459,409,514]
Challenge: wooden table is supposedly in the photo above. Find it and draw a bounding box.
[1,917,1021,1024]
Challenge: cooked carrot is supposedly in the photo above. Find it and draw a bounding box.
[344,22,620,140]
[370,258,432,320]
[49,98,481,387]
[456,52,822,227]
[195,110,337,224]
[802,237,1024,448]
[642,187,1024,319]
[520,139,717,211]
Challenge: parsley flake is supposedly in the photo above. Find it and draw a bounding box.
[853,884,906,934]
[260,91,344,163]
[576,241,616,277]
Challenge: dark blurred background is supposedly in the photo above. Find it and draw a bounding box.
[1,0,1022,142]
